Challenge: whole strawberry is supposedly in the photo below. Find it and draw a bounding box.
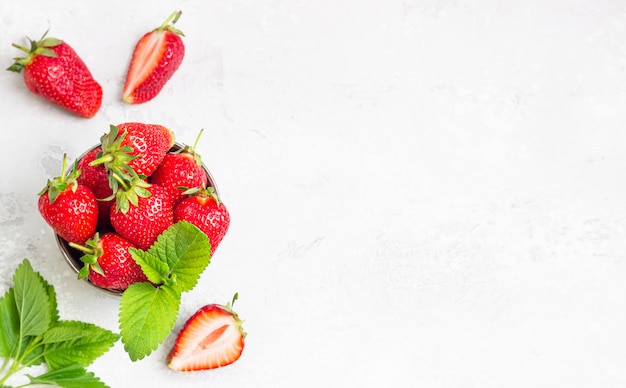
[150,130,208,205]
[123,10,185,104]
[38,154,98,246]
[76,147,114,229]
[71,232,148,291]
[110,181,174,250]
[8,30,102,118]
[92,123,175,180]
[174,186,229,253]
[167,294,246,371]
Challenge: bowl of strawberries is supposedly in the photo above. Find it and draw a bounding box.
[40,122,230,296]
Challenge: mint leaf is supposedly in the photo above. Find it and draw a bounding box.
[129,249,169,285]
[27,364,109,388]
[0,260,117,387]
[42,320,119,370]
[119,283,180,361]
[0,288,19,358]
[13,259,51,337]
[149,221,211,292]
[40,272,60,324]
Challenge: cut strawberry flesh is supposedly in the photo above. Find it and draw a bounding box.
[123,31,166,102]
[168,308,244,371]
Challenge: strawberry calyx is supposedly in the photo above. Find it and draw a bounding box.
[69,233,105,279]
[224,292,246,337]
[169,128,204,166]
[181,183,220,205]
[38,154,80,204]
[7,29,62,73]
[90,124,143,194]
[156,10,185,37]
[114,178,152,214]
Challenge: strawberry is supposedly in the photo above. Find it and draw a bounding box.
[76,147,114,229]
[167,294,246,372]
[150,130,208,205]
[92,123,175,180]
[122,10,185,104]
[8,30,102,118]
[110,181,174,250]
[70,232,147,291]
[38,154,98,246]
[174,186,229,253]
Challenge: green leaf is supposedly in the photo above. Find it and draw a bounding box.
[119,283,180,361]
[149,221,211,292]
[27,364,109,388]
[129,249,168,285]
[0,292,44,364]
[13,259,51,337]
[0,288,19,358]
[42,320,119,370]
[36,270,60,324]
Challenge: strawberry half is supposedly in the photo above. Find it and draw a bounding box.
[70,232,147,291]
[167,294,246,372]
[122,10,185,104]
[38,154,98,246]
[8,30,102,118]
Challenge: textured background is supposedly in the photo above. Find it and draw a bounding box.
[1,0,626,387]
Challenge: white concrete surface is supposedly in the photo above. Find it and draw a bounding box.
[1,0,626,387]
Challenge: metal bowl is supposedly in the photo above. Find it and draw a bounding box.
[56,142,219,296]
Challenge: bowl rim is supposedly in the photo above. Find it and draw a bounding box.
[56,142,220,297]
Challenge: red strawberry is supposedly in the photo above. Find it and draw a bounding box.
[110,181,174,250]
[167,294,246,372]
[38,154,98,245]
[150,130,208,205]
[70,232,148,291]
[122,10,185,104]
[76,147,114,228]
[8,30,102,118]
[92,123,175,180]
[174,186,229,253]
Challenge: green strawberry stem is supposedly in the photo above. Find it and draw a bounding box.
[38,154,80,203]
[59,153,69,180]
[189,129,204,165]
[69,235,105,277]
[111,170,133,192]
[114,178,151,214]
[7,30,61,73]
[192,128,204,151]
[170,128,204,165]
[158,10,185,36]
[182,184,221,205]
[229,292,239,309]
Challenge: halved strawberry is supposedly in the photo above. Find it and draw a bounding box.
[122,10,185,104]
[167,294,246,372]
